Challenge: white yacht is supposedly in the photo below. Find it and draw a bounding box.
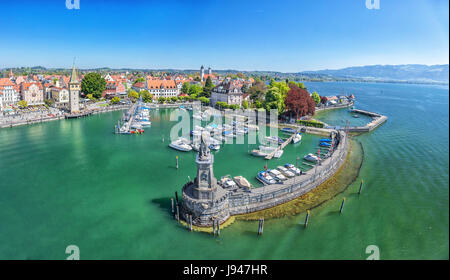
[277,166,295,178]
[304,153,319,162]
[169,138,192,152]
[269,169,287,181]
[292,133,302,144]
[284,163,301,175]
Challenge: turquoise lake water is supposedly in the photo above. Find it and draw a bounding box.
[0,82,448,259]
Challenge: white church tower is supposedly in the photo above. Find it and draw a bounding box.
[200,65,205,82]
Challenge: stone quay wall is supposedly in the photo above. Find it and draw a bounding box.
[227,132,349,215]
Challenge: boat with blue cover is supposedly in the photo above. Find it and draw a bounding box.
[256,171,277,185]
[319,142,331,147]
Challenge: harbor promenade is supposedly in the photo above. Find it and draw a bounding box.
[0,104,130,129]
[181,130,349,226]
[227,132,348,215]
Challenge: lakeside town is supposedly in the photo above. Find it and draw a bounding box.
[0,65,356,128]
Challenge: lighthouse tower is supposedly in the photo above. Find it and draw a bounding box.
[181,131,230,226]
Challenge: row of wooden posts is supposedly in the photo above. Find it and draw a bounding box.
[172,180,364,234]
[172,191,194,231]
[303,180,364,228]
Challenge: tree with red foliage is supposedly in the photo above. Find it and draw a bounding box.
[285,84,315,120]
[320,96,328,105]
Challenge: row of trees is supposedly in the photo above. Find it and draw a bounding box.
[180,76,214,98]
[245,78,320,118]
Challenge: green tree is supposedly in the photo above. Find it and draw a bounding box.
[44,99,54,107]
[215,101,228,109]
[181,82,190,94]
[140,90,153,103]
[264,87,286,114]
[110,96,121,104]
[198,96,210,105]
[133,77,145,84]
[158,97,166,103]
[248,81,267,103]
[128,89,139,101]
[188,84,203,96]
[242,100,249,109]
[18,100,28,108]
[81,73,106,99]
[201,76,214,97]
[311,91,320,105]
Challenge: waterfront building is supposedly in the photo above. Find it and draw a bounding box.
[210,80,244,107]
[20,82,44,106]
[42,83,54,100]
[132,82,146,92]
[68,64,80,113]
[104,81,126,97]
[51,87,70,106]
[0,78,19,107]
[145,79,179,98]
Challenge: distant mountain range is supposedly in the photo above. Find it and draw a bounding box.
[302,64,449,84]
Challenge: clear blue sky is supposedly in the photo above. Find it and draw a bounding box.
[0,0,448,72]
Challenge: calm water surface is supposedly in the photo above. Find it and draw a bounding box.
[0,82,448,259]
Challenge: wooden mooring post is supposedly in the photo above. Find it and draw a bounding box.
[304,210,310,228]
[175,191,179,204]
[171,198,174,215]
[176,156,179,169]
[339,197,346,214]
[358,180,364,195]
[212,220,216,236]
[258,218,264,235]
[176,204,180,221]
[217,219,221,236]
[189,215,193,231]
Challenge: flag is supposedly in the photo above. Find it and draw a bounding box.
[264,164,267,177]
[317,149,321,159]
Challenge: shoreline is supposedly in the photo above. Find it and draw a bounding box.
[0,105,130,129]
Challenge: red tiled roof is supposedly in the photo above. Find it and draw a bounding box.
[0,78,14,86]
[146,79,177,89]
[21,82,43,90]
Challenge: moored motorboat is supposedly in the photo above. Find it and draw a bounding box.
[277,166,295,178]
[169,138,192,152]
[292,133,302,144]
[304,153,319,162]
[268,169,287,181]
[233,176,252,191]
[219,175,237,189]
[209,143,220,150]
[281,127,297,134]
[284,163,301,175]
[319,142,331,147]
[256,171,277,185]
